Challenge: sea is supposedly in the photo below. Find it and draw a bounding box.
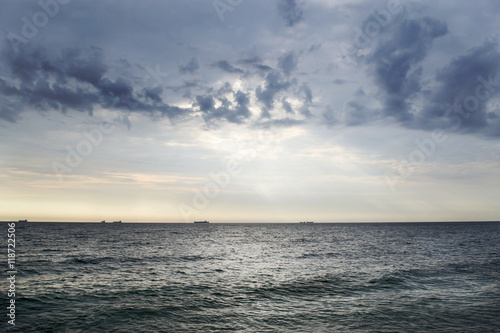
[2,222,500,332]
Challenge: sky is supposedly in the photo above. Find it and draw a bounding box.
[1,0,500,222]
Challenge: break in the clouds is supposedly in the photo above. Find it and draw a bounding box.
[1,0,500,222]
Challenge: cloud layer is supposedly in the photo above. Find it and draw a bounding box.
[2,1,499,137]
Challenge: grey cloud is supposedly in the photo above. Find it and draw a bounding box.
[212,60,244,74]
[195,90,251,125]
[299,105,312,118]
[239,56,273,73]
[333,79,349,85]
[143,86,163,103]
[322,105,337,126]
[258,117,306,128]
[0,43,308,129]
[239,57,262,65]
[344,100,373,126]
[278,51,298,76]
[0,102,21,123]
[298,83,313,118]
[281,97,293,114]
[360,15,500,137]
[234,91,251,120]
[300,83,312,104]
[178,57,200,75]
[0,45,189,122]
[355,88,366,97]
[216,82,233,96]
[309,43,322,53]
[196,95,215,112]
[255,71,294,110]
[118,58,132,69]
[277,0,304,27]
[165,81,200,94]
[255,64,274,72]
[364,17,448,123]
[421,41,500,133]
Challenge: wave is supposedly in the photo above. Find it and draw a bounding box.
[297,252,340,259]
[63,256,118,265]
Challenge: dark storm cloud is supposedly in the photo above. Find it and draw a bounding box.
[278,51,298,76]
[363,17,448,123]
[0,45,189,122]
[277,0,304,27]
[212,60,244,74]
[178,57,200,75]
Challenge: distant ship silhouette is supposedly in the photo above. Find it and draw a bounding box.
[194,221,209,224]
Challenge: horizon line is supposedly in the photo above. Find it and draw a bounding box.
[1,220,499,224]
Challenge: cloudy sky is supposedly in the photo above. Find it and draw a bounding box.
[1,0,499,222]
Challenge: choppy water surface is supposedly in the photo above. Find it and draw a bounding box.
[4,222,500,332]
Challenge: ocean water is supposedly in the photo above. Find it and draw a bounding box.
[3,222,500,332]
